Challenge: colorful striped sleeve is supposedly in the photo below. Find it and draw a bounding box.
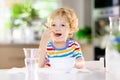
[73,41,83,59]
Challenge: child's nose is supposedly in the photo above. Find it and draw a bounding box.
[55,26,60,31]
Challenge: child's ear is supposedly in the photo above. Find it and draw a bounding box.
[69,33,73,35]
[69,29,73,33]
[68,32,73,37]
[68,33,73,39]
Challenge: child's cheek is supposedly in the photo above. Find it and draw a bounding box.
[50,33,54,37]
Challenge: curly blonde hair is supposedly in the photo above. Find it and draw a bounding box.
[46,7,78,38]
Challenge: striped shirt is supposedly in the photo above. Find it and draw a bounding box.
[46,39,83,66]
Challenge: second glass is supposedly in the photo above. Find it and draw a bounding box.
[23,48,40,74]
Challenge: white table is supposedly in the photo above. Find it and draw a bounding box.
[0,68,105,80]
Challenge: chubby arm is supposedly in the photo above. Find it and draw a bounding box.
[38,28,53,67]
[38,40,47,68]
[73,41,85,69]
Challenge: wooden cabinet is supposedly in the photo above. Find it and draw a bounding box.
[0,44,39,69]
[80,43,94,61]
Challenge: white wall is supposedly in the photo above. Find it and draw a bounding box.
[84,0,92,26]
[60,0,92,28]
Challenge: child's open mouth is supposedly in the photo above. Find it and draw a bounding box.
[55,33,62,37]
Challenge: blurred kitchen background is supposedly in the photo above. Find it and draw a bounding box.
[0,0,119,69]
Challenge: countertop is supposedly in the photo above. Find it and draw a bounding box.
[0,68,105,80]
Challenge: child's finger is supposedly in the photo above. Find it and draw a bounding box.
[49,27,54,32]
[44,24,49,28]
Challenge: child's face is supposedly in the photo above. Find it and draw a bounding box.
[50,16,70,42]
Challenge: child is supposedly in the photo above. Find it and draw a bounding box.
[39,7,85,69]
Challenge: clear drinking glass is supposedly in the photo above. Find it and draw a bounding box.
[23,48,40,74]
[106,16,120,80]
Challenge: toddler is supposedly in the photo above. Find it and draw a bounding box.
[39,7,85,69]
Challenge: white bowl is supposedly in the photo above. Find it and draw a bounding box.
[49,57,75,72]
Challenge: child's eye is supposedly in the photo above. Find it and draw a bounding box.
[61,24,65,27]
[51,24,56,27]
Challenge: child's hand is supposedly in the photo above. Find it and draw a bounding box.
[75,58,85,69]
[38,27,53,67]
[41,27,53,43]
[39,27,53,52]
